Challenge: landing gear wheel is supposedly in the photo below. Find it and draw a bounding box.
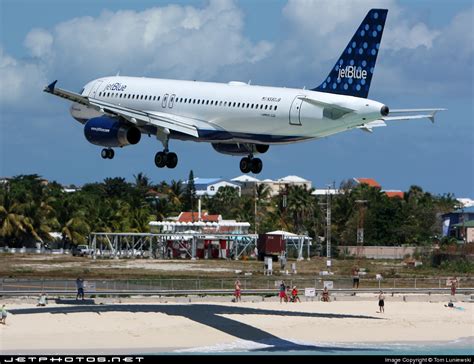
[154,151,167,168]
[239,157,252,173]
[166,152,178,169]
[251,158,263,174]
[101,148,114,159]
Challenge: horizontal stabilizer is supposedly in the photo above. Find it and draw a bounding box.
[385,108,446,123]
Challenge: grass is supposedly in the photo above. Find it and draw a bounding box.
[0,253,470,281]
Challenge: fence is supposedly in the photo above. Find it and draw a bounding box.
[1,276,473,293]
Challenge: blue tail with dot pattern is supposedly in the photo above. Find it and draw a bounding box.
[312,9,388,99]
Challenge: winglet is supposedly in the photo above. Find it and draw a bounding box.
[44,80,58,93]
[428,110,444,123]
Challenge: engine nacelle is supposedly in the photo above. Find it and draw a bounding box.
[84,116,141,147]
[212,143,269,156]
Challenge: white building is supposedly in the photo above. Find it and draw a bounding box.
[186,178,241,197]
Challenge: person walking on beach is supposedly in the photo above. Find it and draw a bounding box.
[291,286,301,303]
[378,291,385,313]
[322,286,330,302]
[352,266,360,289]
[234,280,242,302]
[37,293,47,307]
[279,281,287,303]
[76,277,85,300]
[1,304,8,324]
[450,277,458,296]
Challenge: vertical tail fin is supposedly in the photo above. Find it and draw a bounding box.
[312,9,388,98]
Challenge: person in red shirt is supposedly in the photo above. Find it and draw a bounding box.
[291,286,301,303]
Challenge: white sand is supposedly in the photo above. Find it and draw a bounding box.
[0,299,472,354]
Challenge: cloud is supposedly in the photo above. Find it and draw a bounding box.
[24,28,54,58]
[0,0,274,114]
[0,47,48,110]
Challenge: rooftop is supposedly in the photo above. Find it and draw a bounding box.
[354,177,381,188]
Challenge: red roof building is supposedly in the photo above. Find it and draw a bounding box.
[177,211,221,223]
[384,190,404,199]
[353,178,382,189]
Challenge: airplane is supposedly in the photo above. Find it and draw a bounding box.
[44,8,445,174]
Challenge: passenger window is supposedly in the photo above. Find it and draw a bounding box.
[157,96,160,101]
[169,94,175,108]
[265,105,268,110]
[233,102,236,107]
[206,100,209,105]
[162,94,169,108]
[275,106,278,111]
[260,105,263,109]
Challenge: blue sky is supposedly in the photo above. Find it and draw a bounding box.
[0,0,472,197]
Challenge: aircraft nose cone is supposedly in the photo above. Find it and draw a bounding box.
[380,105,389,116]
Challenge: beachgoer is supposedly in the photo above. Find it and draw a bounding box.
[352,266,360,289]
[450,277,458,296]
[279,281,287,303]
[322,286,330,302]
[378,291,385,313]
[1,305,8,324]
[291,286,301,303]
[76,277,85,300]
[234,280,241,302]
[37,293,47,307]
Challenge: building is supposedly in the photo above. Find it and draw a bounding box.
[442,206,474,240]
[185,177,241,197]
[260,175,312,197]
[230,174,260,196]
[451,220,474,243]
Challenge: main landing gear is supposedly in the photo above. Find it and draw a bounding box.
[101,148,114,159]
[154,150,178,169]
[239,155,263,174]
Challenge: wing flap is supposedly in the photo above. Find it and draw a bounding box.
[89,99,199,138]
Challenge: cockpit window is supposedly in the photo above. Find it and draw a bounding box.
[80,88,85,95]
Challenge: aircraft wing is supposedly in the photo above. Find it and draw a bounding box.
[88,99,199,138]
[44,80,199,138]
[43,80,89,106]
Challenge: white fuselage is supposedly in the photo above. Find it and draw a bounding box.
[71,76,385,145]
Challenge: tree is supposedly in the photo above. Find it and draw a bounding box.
[183,170,196,212]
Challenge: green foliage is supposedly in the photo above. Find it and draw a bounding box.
[439,259,474,273]
[0,174,458,250]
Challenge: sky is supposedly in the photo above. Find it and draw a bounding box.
[0,0,473,197]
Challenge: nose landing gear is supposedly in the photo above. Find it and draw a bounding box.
[101,148,115,159]
[240,155,263,174]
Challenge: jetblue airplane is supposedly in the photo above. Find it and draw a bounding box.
[44,9,444,174]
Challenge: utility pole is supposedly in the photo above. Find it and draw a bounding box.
[317,184,332,269]
[326,185,332,269]
[254,184,258,234]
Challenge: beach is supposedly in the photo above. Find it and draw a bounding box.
[0,295,473,354]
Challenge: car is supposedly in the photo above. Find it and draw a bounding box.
[72,244,93,257]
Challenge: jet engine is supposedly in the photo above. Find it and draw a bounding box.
[212,143,269,156]
[84,116,141,147]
